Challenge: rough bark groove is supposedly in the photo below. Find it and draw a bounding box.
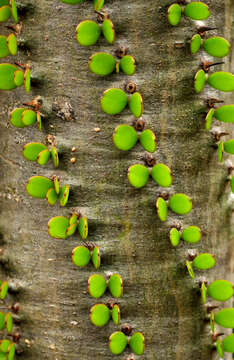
[0,1,233,359]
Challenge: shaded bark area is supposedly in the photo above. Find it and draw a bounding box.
[0,0,233,359]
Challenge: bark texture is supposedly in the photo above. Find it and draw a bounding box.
[0,0,233,359]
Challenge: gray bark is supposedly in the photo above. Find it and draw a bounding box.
[0,0,233,359]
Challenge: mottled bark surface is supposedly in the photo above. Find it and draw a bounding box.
[0,0,233,359]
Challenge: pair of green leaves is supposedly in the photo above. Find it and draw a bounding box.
[191,35,230,58]
[205,104,234,131]
[170,225,202,247]
[0,340,15,360]
[10,108,41,130]
[101,88,143,117]
[0,33,17,58]
[113,125,156,153]
[168,2,210,26]
[194,70,234,93]
[156,193,192,221]
[61,0,104,11]
[88,273,123,299]
[72,245,100,269]
[26,175,69,207]
[48,213,88,240]
[0,281,8,300]
[128,163,172,189]
[0,64,30,92]
[90,303,120,327]
[23,143,59,168]
[76,19,115,46]
[218,139,234,162]
[89,52,136,76]
[109,331,145,356]
[0,0,18,23]
[0,313,13,334]
[216,334,234,358]
[186,253,216,279]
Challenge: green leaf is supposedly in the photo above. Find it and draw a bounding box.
[91,246,101,269]
[37,149,50,165]
[190,34,202,55]
[46,188,58,206]
[102,19,115,44]
[169,193,192,215]
[10,0,18,22]
[59,184,70,207]
[8,343,15,360]
[76,20,101,46]
[222,334,234,353]
[129,332,145,355]
[9,107,25,128]
[26,176,54,199]
[169,228,180,247]
[194,69,207,93]
[78,215,88,239]
[167,3,181,26]
[0,63,18,90]
[53,175,60,195]
[193,253,215,270]
[5,313,13,333]
[36,111,42,131]
[24,67,31,93]
[93,0,104,11]
[129,92,143,118]
[205,108,214,131]
[181,226,201,244]
[128,164,149,188]
[90,304,110,327]
[108,274,123,298]
[13,69,24,87]
[139,129,156,153]
[230,176,234,193]
[51,147,59,168]
[88,274,106,298]
[109,332,127,355]
[156,197,168,222]
[186,260,195,279]
[216,339,224,358]
[119,55,136,75]
[215,105,234,123]
[0,5,11,22]
[207,280,233,302]
[7,33,17,55]
[69,213,78,225]
[224,139,234,154]
[113,124,138,151]
[151,163,172,187]
[208,72,234,92]
[203,37,230,58]
[0,36,10,58]
[201,282,207,304]
[48,216,69,239]
[23,143,47,161]
[0,313,5,330]
[0,339,10,353]
[184,2,210,20]
[218,141,224,163]
[66,222,77,237]
[89,52,116,76]
[0,281,8,300]
[214,308,234,328]
[101,88,128,115]
[72,246,91,267]
[61,0,84,3]
[112,304,120,325]
[21,109,37,126]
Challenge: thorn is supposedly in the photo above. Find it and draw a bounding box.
[206,98,224,109]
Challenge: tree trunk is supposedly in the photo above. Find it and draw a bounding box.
[0,0,233,359]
